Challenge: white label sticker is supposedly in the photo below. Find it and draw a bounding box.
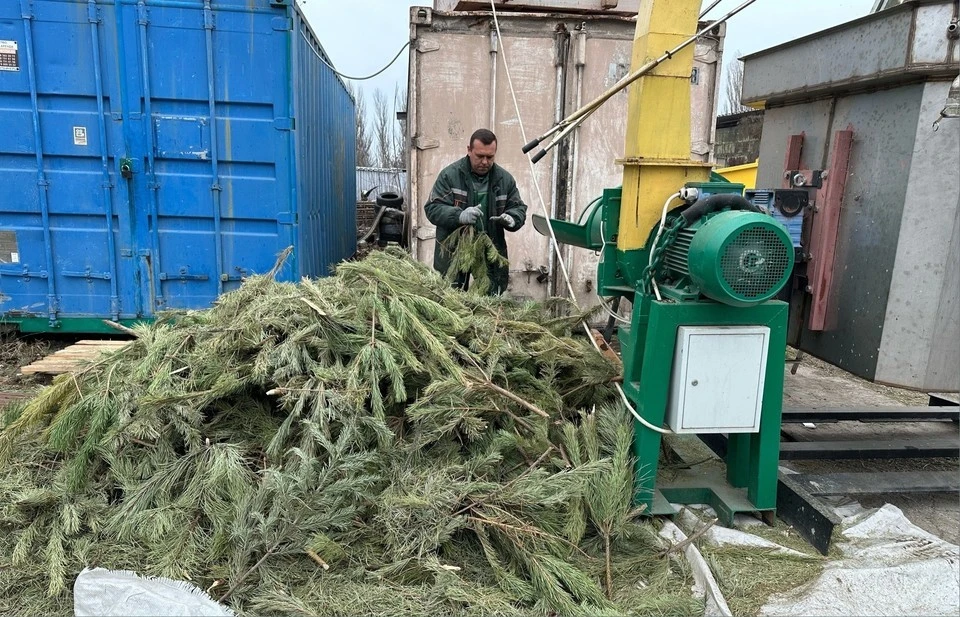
[0,40,19,72]
[10,253,19,264]
[73,126,88,146]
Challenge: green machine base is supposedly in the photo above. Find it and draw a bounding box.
[622,297,789,519]
[652,468,776,526]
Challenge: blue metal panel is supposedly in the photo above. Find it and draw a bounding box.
[0,0,356,327]
[746,190,803,248]
[293,11,357,279]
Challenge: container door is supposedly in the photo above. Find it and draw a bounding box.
[0,0,139,323]
[407,8,560,302]
[129,0,297,312]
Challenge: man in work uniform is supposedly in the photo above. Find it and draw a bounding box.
[424,129,528,295]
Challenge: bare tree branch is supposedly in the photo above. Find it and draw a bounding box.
[392,84,408,169]
[350,84,375,167]
[721,52,752,116]
[372,89,393,168]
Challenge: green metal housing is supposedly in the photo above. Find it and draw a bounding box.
[621,296,788,521]
[671,211,795,308]
[509,179,795,522]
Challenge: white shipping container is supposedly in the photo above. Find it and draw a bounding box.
[434,0,641,16]
[406,6,724,304]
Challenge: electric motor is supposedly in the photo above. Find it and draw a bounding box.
[663,210,794,307]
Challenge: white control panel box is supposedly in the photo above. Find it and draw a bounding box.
[666,326,770,434]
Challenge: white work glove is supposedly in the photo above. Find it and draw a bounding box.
[489,213,517,230]
[459,206,482,226]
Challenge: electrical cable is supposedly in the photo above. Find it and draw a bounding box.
[490,1,672,436]
[301,31,411,81]
[647,193,682,302]
[597,296,630,324]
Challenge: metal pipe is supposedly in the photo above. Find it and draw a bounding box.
[286,6,299,276]
[137,0,165,309]
[488,28,498,129]
[547,26,570,298]
[529,0,760,162]
[19,0,58,325]
[203,0,225,295]
[699,0,724,18]
[89,0,121,320]
[564,26,587,288]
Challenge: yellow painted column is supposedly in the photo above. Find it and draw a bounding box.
[619,0,711,250]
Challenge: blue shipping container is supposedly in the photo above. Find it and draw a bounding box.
[0,0,356,332]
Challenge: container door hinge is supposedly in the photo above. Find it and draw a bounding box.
[0,266,47,279]
[272,17,293,31]
[417,40,440,53]
[221,267,249,283]
[413,136,440,150]
[277,212,296,225]
[413,7,432,26]
[274,117,295,131]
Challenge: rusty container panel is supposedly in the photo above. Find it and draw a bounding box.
[407,7,723,304]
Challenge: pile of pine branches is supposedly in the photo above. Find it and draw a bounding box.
[0,248,700,616]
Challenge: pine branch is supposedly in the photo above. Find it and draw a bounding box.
[468,378,550,419]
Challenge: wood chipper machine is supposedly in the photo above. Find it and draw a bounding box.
[529,0,792,524]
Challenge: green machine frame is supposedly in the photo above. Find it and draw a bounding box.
[623,297,787,523]
[536,182,790,524]
[608,184,787,524]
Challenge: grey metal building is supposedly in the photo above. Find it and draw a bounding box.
[742,0,959,391]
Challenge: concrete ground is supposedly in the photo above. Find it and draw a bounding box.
[781,354,959,545]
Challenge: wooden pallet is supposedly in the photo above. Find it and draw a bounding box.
[0,391,28,406]
[20,340,131,376]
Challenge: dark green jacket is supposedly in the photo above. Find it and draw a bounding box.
[424,157,527,292]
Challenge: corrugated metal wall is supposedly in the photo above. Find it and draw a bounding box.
[294,12,357,279]
[356,167,407,201]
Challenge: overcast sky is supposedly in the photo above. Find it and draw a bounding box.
[305,0,876,116]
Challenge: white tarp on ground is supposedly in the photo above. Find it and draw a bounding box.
[74,568,234,617]
[760,504,960,617]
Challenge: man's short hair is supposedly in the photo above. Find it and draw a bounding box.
[469,129,497,147]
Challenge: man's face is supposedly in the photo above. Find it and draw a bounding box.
[467,139,497,175]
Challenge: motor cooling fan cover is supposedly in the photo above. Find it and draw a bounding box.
[687,211,794,307]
